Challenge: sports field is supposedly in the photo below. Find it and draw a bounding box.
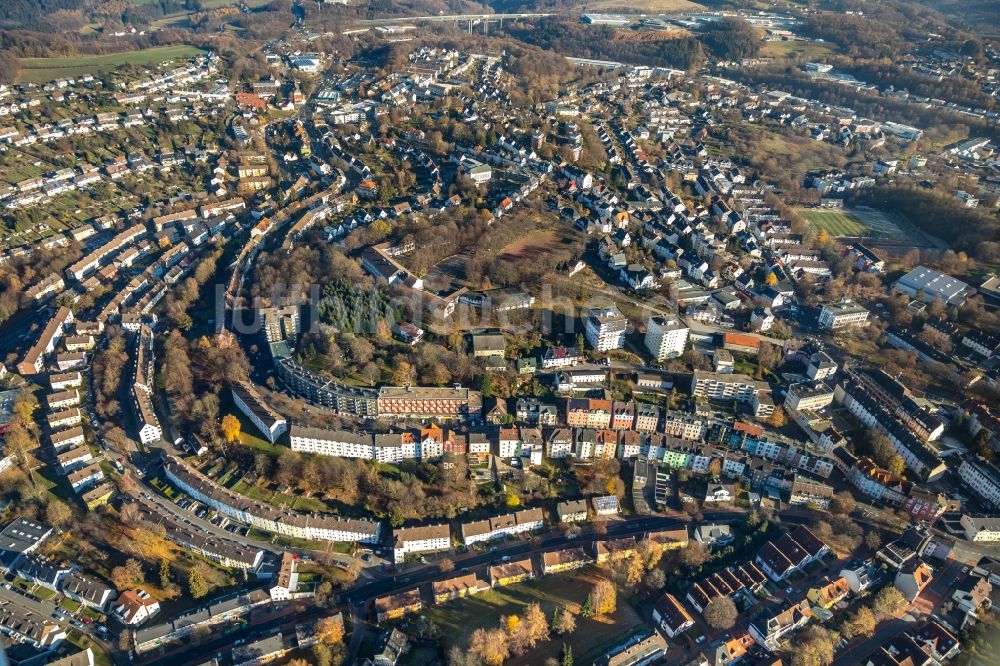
[797,207,905,240]
[17,45,205,84]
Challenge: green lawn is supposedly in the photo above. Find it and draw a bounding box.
[422,569,647,665]
[797,207,906,240]
[17,45,205,84]
[761,39,836,60]
[67,631,112,666]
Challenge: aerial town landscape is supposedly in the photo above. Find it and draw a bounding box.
[0,0,999,665]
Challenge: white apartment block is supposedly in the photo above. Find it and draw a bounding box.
[392,524,451,563]
[958,458,1000,509]
[961,515,1000,543]
[690,372,767,403]
[232,384,287,443]
[584,306,627,352]
[644,315,689,361]
[460,509,545,546]
[784,382,835,412]
[290,425,374,459]
[818,301,870,330]
[163,456,381,543]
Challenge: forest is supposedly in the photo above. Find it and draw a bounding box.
[318,279,401,338]
[500,18,708,71]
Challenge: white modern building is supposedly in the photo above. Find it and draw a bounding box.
[818,300,870,330]
[961,515,1000,543]
[163,456,381,543]
[644,316,689,361]
[290,425,374,459]
[958,458,1000,509]
[232,384,287,443]
[584,306,627,352]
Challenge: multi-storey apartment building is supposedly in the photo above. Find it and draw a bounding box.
[644,315,689,360]
[565,398,612,429]
[584,306,627,351]
[459,508,544,545]
[289,426,374,459]
[392,524,451,563]
[958,458,1000,509]
[231,384,287,443]
[163,456,381,543]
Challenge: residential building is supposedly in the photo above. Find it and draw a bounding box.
[784,382,835,412]
[541,347,584,369]
[911,621,960,663]
[0,518,52,567]
[690,372,772,415]
[556,499,588,523]
[592,495,620,516]
[566,399,612,429]
[432,572,489,604]
[806,351,838,381]
[748,600,812,651]
[269,552,298,601]
[839,559,878,594]
[259,306,300,343]
[685,563,768,614]
[0,606,66,650]
[960,515,1000,542]
[392,524,451,563]
[693,524,733,549]
[471,333,505,358]
[652,593,694,638]
[644,316,689,361]
[585,306,627,351]
[233,633,292,666]
[755,526,828,581]
[374,589,422,623]
[541,548,593,575]
[788,475,834,509]
[231,384,287,443]
[371,627,409,666]
[163,456,381,543]
[952,575,991,613]
[113,589,160,626]
[894,562,933,602]
[806,577,850,609]
[459,508,544,545]
[488,558,535,587]
[289,426,374,459]
[958,458,1000,509]
[60,572,116,611]
[16,306,74,375]
[595,632,666,666]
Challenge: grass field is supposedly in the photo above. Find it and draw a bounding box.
[423,569,647,665]
[17,45,205,84]
[797,207,906,240]
[761,39,836,59]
